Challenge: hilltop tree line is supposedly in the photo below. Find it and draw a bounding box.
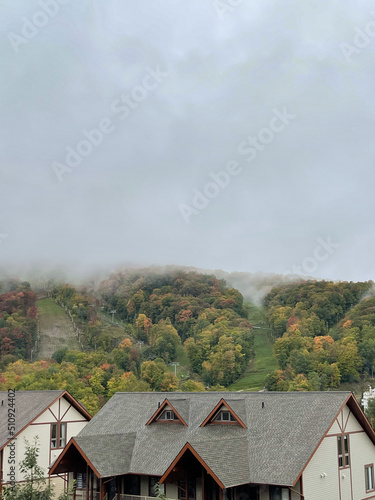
[264,280,373,391]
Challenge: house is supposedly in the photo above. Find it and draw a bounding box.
[0,390,91,498]
[50,391,375,500]
[362,386,375,411]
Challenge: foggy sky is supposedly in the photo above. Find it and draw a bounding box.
[1,0,375,282]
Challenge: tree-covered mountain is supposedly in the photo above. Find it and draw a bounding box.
[0,270,254,413]
[97,269,254,386]
[264,280,373,391]
[3,270,375,413]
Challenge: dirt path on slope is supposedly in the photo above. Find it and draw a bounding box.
[37,298,80,359]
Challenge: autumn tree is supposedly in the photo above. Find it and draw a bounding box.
[141,360,167,390]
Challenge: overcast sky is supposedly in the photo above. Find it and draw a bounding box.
[1,0,375,282]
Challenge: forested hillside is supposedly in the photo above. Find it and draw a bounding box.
[0,271,255,413]
[2,271,375,415]
[97,270,254,386]
[264,280,373,391]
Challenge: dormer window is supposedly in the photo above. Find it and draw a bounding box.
[200,398,247,428]
[159,410,179,421]
[146,399,188,426]
[214,411,236,422]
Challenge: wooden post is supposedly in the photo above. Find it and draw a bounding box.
[100,478,104,500]
[86,465,89,500]
[0,448,3,500]
[202,469,205,500]
[73,472,77,500]
[91,470,94,500]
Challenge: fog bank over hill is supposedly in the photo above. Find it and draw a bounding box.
[0,261,310,305]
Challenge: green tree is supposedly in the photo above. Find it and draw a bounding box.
[107,372,151,397]
[180,380,206,391]
[203,336,245,386]
[161,372,179,392]
[3,437,69,500]
[359,339,375,377]
[154,322,181,362]
[337,338,362,382]
[141,360,167,390]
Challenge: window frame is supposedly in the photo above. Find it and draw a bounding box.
[365,464,375,493]
[51,423,58,449]
[59,422,67,447]
[213,410,238,424]
[76,472,87,490]
[337,434,350,469]
[157,410,180,422]
[178,479,195,500]
[50,422,67,450]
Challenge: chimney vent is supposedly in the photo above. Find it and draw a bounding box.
[262,402,265,409]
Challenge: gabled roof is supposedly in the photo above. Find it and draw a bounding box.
[0,390,91,450]
[50,391,373,488]
[50,434,136,478]
[146,398,188,426]
[200,398,246,428]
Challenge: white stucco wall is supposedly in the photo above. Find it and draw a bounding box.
[1,395,89,485]
[303,404,375,500]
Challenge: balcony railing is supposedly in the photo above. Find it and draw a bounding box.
[119,496,158,500]
[73,492,100,500]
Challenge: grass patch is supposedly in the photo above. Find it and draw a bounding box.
[166,345,190,379]
[37,298,67,317]
[228,330,277,391]
[228,304,277,391]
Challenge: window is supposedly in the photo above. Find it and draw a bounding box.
[366,465,374,492]
[51,423,57,448]
[178,479,195,500]
[214,411,236,422]
[159,410,178,421]
[76,472,87,490]
[338,434,350,468]
[270,486,289,500]
[51,422,67,449]
[59,422,67,447]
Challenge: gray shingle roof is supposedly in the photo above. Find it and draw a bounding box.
[0,390,65,449]
[75,433,136,478]
[75,391,352,487]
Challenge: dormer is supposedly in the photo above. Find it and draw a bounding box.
[146,399,187,426]
[200,398,246,428]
